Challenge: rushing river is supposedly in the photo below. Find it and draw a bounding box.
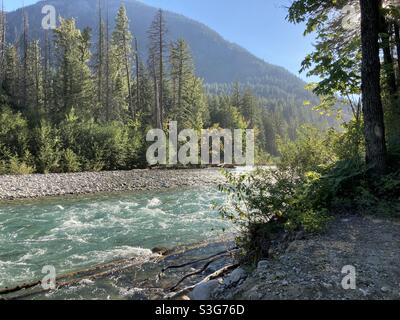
[0,187,232,293]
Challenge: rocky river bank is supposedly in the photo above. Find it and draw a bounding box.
[0,169,224,201]
[207,214,400,300]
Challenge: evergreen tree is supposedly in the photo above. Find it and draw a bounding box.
[53,18,94,121]
[148,9,167,128]
[25,40,44,123]
[3,45,20,106]
[111,5,134,120]
[93,0,107,120]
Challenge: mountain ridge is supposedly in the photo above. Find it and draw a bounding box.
[4,0,314,104]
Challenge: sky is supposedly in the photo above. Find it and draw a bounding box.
[3,0,316,80]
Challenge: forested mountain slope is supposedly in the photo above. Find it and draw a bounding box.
[5,0,315,105]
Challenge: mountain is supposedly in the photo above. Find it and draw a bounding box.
[5,0,315,104]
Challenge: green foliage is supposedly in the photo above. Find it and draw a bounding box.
[6,154,36,175]
[277,125,337,175]
[0,107,31,161]
[34,121,62,174]
[62,148,81,173]
[217,118,391,264]
[218,167,332,263]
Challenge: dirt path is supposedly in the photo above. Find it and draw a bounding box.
[214,215,400,300]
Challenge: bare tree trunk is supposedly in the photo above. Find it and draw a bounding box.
[0,0,5,85]
[135,38,140,114]
[123,32,134,119]
[360,0,387,175]
[21,10,29,109]
[105,1,111,121]
[159,11,164,127]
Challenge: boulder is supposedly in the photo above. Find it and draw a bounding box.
[189,280,221,300]
[257,260,269,271]
[223,268,247,287]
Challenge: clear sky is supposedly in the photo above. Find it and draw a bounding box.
[3,0,315,80]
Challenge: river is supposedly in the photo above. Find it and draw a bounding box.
[0,186,234,298]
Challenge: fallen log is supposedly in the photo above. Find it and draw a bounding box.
[168,254,231,292]
[166,263,239,300]
[161,247,238,273]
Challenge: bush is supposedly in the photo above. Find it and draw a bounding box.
[62,148,81,173]
[218,118,400,264]
[60,111,143,172]
[217,124,365,264]
[34,121,62,174]
[277,125,337,175]
[7,155,36,175]
[218,168,332,264]
[0,107,31,161]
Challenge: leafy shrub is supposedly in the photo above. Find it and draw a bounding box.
[0,107,31,161]
[218,168,332,264]
[277,125,337,175]
[7,155,36,175]
[34,121,62,174]
[62,148,81,173]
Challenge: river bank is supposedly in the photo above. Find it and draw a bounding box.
[209,214,400,300]
[0,169,224,201]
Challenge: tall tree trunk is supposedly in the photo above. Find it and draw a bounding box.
[123,32,134,119]
[360,0,387,175]
[97,0,103,111]
[105,3,111,121]
[21,10,29,109]
[159,11,164,127]
[0,0,6,86]
[135,38,140,114]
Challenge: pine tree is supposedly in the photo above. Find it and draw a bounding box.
[19,10,29,110]
[43,29,53,116]
[169,39,193,115]
[135,59,154,125]
[94,0,107,120]
[111,5,134,120]
[53,18,94,120]
[3,45,19,105]
[25,40,44,123]
[148,9,167,128]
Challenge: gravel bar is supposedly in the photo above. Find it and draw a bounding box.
[0,169,224,201]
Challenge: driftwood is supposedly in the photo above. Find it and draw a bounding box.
[161,247,238,273]
[166,263,239,300]
[168,254,231,292]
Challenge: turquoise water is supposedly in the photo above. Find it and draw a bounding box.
[0,187,230,289]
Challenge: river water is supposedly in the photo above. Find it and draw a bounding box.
[0,187,233,297]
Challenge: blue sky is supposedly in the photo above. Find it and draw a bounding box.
[3,0,315,80]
